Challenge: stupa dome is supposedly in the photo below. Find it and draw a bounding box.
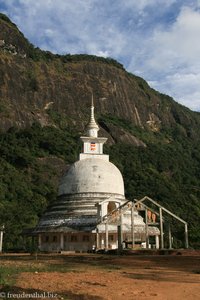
[58,158,124,196]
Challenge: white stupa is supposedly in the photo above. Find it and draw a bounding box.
[35,97,159,252]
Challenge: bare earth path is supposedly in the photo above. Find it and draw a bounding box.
[0,252,200,300]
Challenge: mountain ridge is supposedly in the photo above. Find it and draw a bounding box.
[0,13,200,140]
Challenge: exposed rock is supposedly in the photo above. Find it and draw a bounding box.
[146,112,161,132]
[99,122,146,147]
[0,13,200,143]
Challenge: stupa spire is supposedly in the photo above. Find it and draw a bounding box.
[87,94,99,137]
[80,93,108,159]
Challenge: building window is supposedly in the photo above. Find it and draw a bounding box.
[109,235,114,242]
[71,235,77,242]
[83,235,90,242]
[53,236,57,242]
[45,236,49,242]
[107,202,116,214]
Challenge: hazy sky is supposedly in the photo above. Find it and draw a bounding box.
[0,0,200,111]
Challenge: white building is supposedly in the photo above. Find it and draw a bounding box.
[35,99,160,252]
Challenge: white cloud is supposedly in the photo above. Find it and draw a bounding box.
[128,6,200,111]
[149,7,200,69]
[149,72,200,111]
[122,0,176,11]
[3,0,127,56]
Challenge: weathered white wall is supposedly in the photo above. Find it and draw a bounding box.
[58,158,124,196]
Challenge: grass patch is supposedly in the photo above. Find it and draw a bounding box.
[0,261,83,297]
[0,262,81,297]
[0,266,17,288]
[104,265,122,271]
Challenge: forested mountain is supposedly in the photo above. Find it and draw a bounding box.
[0,13,200,250]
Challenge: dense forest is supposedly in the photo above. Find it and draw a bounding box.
[0,114,200,250]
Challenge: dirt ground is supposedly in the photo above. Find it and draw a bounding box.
[0,251,200,300]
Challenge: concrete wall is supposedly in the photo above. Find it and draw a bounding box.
[39,232,96,252]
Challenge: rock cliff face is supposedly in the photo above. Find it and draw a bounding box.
[0,13,200,143]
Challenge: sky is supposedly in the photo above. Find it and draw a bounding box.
[0,0,200,111]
